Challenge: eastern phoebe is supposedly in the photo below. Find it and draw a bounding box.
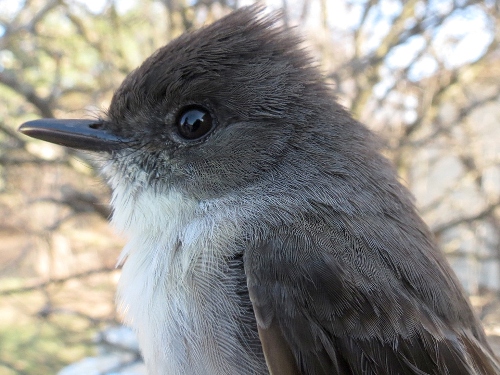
[19,6,500,375]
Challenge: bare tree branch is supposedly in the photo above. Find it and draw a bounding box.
[434,201,500,236]
[0,71,54,118]
[0,267,118,296]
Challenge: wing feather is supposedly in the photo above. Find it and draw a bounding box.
[244,217,500,374]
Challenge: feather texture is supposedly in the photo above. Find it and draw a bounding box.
[245,216,500,374]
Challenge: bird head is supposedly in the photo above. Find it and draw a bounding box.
[20,6,383,206]
[22,7,337,199]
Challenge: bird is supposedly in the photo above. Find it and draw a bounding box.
[19,5,500,375]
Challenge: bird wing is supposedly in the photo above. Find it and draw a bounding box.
[244,219,500,375]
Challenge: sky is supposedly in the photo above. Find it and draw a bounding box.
[84,0,492,71]
[0,0,494,78]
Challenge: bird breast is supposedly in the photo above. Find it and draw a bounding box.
[111,187,266,375]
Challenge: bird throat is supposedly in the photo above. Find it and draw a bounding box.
[109,183,266,374]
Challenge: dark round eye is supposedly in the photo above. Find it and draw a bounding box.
[176,106,213,140]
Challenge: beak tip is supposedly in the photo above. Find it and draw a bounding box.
[18,121,36,135]
[18,122,28,133]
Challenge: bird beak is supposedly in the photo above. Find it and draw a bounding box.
[18,118,127,152]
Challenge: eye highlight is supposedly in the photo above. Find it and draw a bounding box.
[176,106,214,140]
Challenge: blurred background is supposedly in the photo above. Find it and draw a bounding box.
[0,0,499,374]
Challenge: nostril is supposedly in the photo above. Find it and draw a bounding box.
[89,122,104,129]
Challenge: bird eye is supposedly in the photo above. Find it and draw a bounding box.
[176,106,213,140]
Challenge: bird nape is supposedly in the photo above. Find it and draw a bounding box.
[18,5,500,375]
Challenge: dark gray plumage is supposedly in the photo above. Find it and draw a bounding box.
[19,6,500,375]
